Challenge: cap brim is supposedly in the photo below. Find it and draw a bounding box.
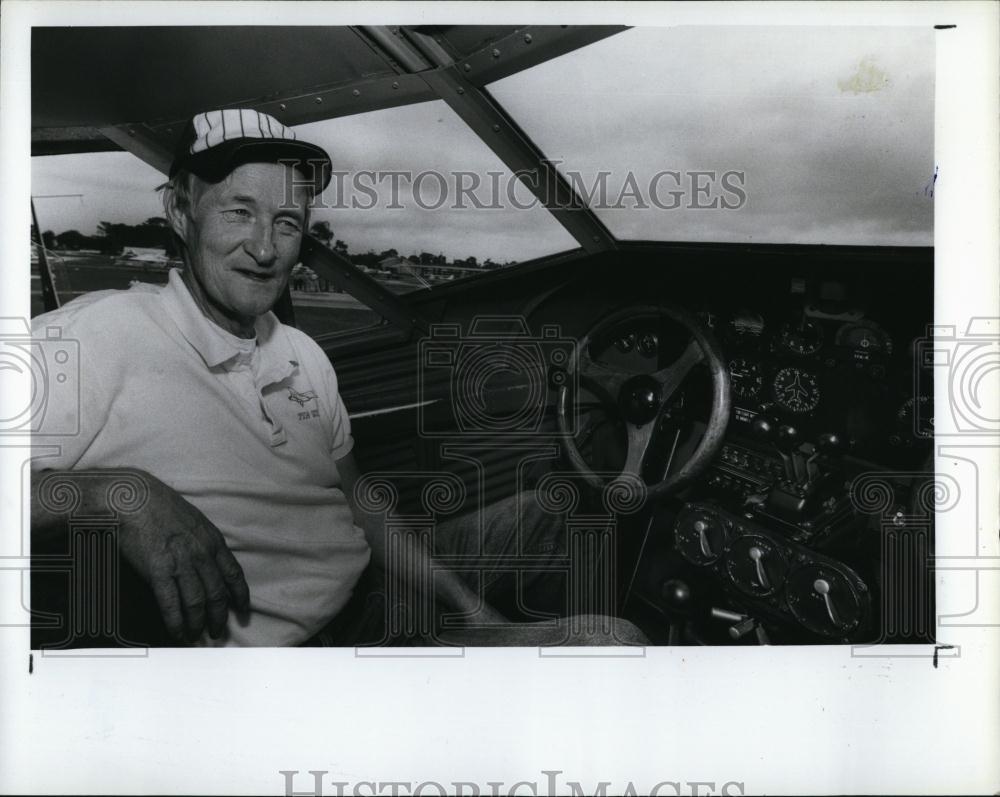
[174,138,332,192]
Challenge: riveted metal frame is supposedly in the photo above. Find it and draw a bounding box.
[36,25,629,333]
[412,24,627,87]
[97,124,174,175]
[360,25,621,254]
[39,26,628,257]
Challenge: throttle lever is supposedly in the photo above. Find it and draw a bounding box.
[694,519,712,558]
[711,608,769,645]
[749,545,770,590]
[773,423,800,482]
[728,618,756,640]
[814,578,843,629]
[805,432,842,484]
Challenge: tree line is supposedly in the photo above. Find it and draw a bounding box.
[42,218,177,256]
[40,218,515,270]
[306,221,513,270]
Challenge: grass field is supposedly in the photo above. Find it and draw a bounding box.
[291,306,380,337]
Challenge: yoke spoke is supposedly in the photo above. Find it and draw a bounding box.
[653,339,704,402]
[622,420,657,479]
[579,347,630,402]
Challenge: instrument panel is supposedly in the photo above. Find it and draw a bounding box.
[670,502,871,642]
[591,296,932,463]
[566,260,935,646]
[719,308,930,461]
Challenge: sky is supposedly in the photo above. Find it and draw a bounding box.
[31,26,934,262]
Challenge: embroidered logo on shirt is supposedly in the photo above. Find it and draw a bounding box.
[287,387,320,421]
[287,387,318,407]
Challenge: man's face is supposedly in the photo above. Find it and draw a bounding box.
[180,162,310,335]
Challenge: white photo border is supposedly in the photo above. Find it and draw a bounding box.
[1,2,997,795]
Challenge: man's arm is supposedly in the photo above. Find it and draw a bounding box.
[335,451,507,625]
[31,467,250,642]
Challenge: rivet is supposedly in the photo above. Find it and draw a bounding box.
[352,89,361,97]
[128,128,136,137]
[593,235,600,243]
[457,87,465,95]
[492,124,500,132]
[279,103,287,111]
[463,63,471,72]
[315,97,323,104]
[492,48,501,58]
[392,81,399,89]
[524,34,532,44]
[165,127,173,133]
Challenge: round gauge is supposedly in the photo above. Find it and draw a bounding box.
[787,562,866,637]
[778,320,824,355]
[674,506,730,566]
[729,309,765,338]
[725,534,788,597]
[772,367,821,413]
[897,395,934,438]
[637,332,658,357]
[836,320,893,357]
[614,331,637,353]
[729,358,763,402]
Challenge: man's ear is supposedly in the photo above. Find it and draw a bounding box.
[162,183,192,246]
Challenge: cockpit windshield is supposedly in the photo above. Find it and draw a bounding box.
[293,100,577,292]
[489,26,935,245]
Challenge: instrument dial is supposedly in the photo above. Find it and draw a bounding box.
[896,395,933,438]
[725,534,788,597]
[835,320,893,357]
[729,310,765,338]
[773,367,821,413]
[675,506,730,566]
[613,331,637,353]
[778,319,824,355]
[637,332,658,357]
[786,562,866,637]
[728,358,763,402]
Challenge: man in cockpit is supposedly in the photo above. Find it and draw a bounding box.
[30,109,647,648]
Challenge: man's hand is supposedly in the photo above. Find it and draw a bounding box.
[116,470,250,641]
[32,468,250,642]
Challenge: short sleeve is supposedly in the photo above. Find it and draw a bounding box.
[313,349,353,460]
[329,390,354,461]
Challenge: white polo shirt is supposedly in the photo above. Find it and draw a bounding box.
[31,269,371,646]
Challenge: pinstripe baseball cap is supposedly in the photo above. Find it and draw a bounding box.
[170,109,332,191]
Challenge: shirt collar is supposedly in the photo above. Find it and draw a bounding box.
[160,268,298,385]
